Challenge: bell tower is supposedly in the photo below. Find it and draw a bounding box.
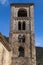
[9,3,36,65]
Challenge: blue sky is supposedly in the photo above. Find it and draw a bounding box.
[0,0,43,47]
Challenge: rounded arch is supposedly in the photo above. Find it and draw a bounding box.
[18,46,24,57]
[18,8,27,17]
[18,35,25,43]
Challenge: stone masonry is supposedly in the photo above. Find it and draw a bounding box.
[9,3,36,65]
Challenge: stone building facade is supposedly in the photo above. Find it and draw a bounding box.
[0,3,36,65]
[0,33,11,65]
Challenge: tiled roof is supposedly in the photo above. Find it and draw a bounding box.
[0,33,11,51]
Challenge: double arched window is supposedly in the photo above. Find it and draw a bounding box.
[18,35,25,43]
[18,8,27,30]
[18,8,27,17]
[18,21,26,30]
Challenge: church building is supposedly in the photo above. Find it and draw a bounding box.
[0,3,36,65]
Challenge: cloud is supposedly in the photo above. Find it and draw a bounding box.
[35,36,43,47]
[0,0,9,5]
[36,41,42,47]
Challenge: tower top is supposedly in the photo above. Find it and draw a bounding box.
[10,3,34,7]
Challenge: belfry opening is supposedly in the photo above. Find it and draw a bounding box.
[18,8,27,17]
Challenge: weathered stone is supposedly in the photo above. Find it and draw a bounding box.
[9,3,36,65]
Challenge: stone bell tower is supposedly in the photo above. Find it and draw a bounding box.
[9,3,36,65]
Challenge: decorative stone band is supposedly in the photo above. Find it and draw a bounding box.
[12,17,31,20]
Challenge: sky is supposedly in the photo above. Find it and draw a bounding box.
[0,0,43,47]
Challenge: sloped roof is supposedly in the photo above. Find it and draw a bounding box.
[0,33,11,51]
[3,36,9,43]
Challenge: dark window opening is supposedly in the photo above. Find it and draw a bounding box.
[38,63,40,65]
[18,22,21,30]
[22,35,25,42]
[18,46,24,57]
[18,35,25,43]
[18,35,21,42]
[22,21,25,30]
[18,9,27,17]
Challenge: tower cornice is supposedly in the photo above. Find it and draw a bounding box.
[10,3,34,7]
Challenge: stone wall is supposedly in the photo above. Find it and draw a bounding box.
[0,42,11,65]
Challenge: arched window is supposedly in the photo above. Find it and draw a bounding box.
[18,35,21,42]
[18,46,24,57]
[22,35,25,42]
[18,8,27,17]
[22,21,26,30]
[18,35,25,43]
[18,21,21,30]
